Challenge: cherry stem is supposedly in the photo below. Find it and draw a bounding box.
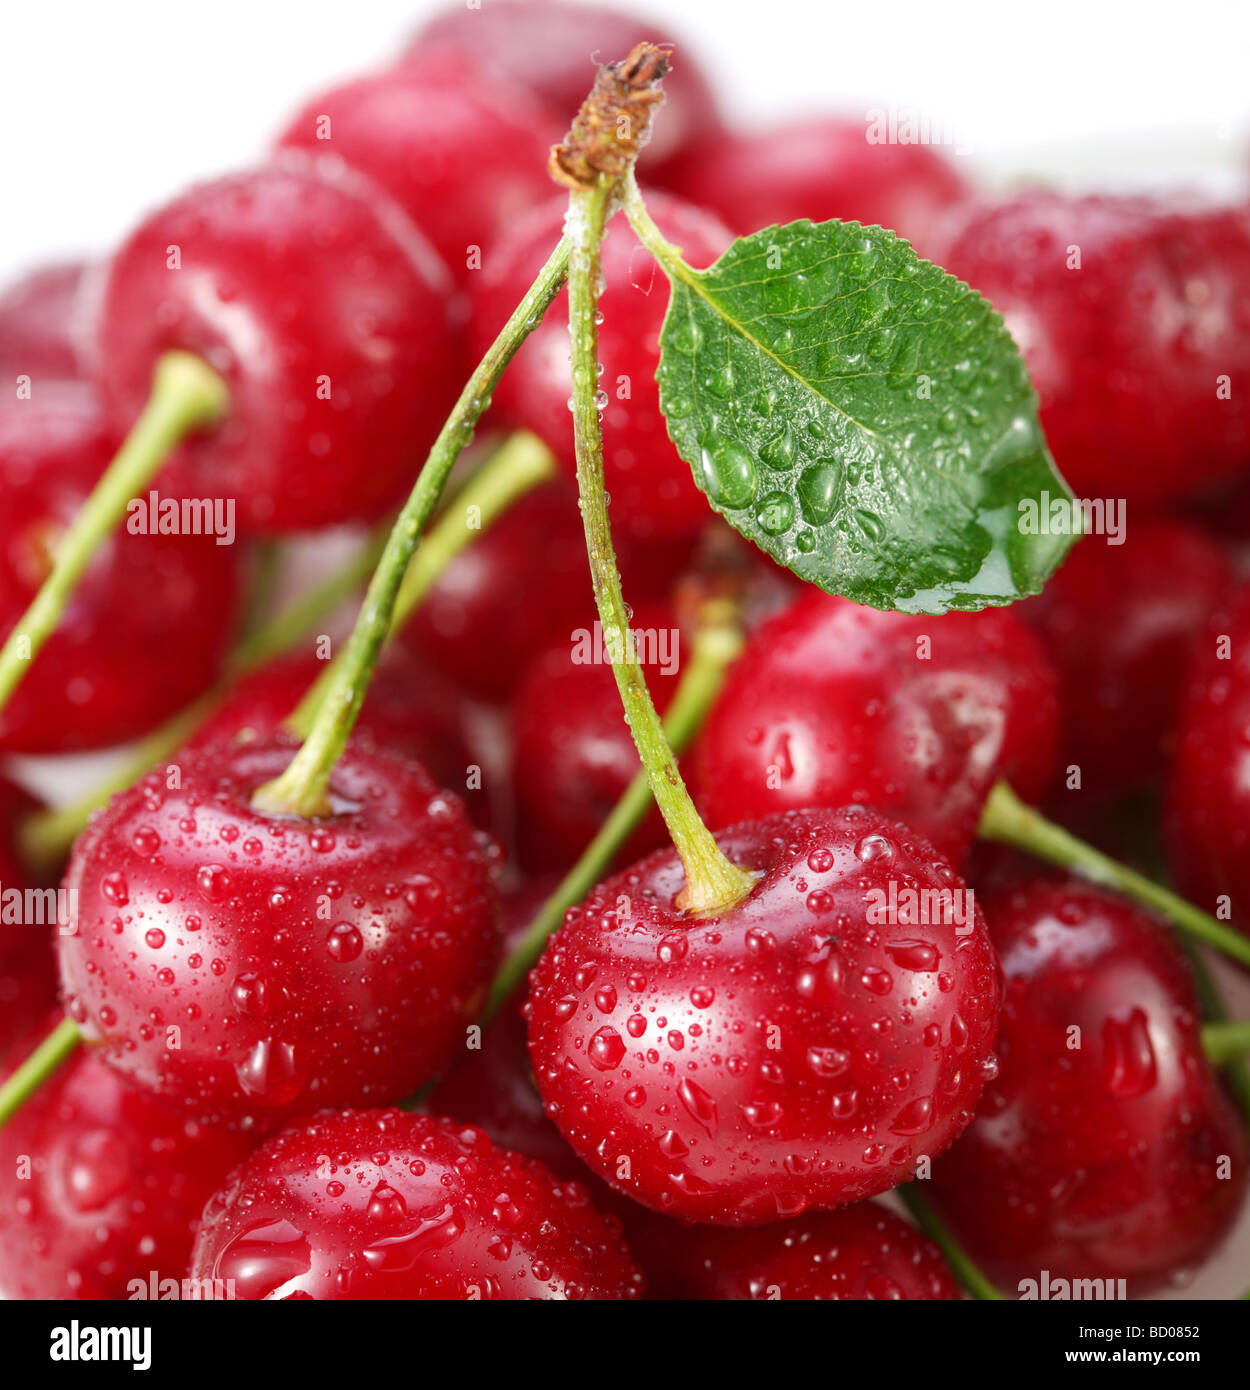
[979,781,1250,970]
[252,237,572,819]
[285,430,556,739]
[621,170,688,274]
[0,1017,81,1129]
[896,1185,1002,1301]
[482,600,746,1024]
[1202,1021,1250,1067]
[0,350,229,720]
[566,180,754,915]
[1183,944,1250,1125]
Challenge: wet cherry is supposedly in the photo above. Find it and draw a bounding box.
[0,388,242,752]
[189,1108,644,1299]
[1021,519,1232,803]
[470,191,734,543]
[932,192,1250,504]
[929,877,1246,1293]
[527,806,1001,1224]
[58,738,501,1129]
[691,590,1059,867]
[95,158,459,533]
[0,260,91,383]
[0,1020,254,1299]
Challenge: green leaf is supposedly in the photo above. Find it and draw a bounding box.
[653,219,1076,614]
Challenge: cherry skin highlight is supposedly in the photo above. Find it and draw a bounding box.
[402,0,721,174]
[933,192,1250,504]
[929,877,1247,1293]
[0,388,242,753]
[691,590,1059,867]
[527,806,1001,1224]
[1021,519,1232,803]
[662,119,968,256]
[190,1108,644,1299]
[57,739,501,1130]
[470,192,734,543]
[0,1022,254,1299]
[274,57,559,284]
[0,260,91,382]
[95,158,459,534]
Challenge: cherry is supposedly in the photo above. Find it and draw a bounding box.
[469,191,734,543]
[0,260,91,382]
[57,738,501,1129]
[508,601,681,873]
[0,949,58,1058]
[932,191,1250,504]
[628,1199,960,1300]
[526,805,1001,1224]
[95,157,460,534]
[274,57,560,284]
[1021,519,1232,803]
[928,877,1246,1293]
[690,589,1059,868]
[402,0,721,175]
[0,1019,254,1299]
[662,119,969,256]
[0,388,242,753]
[189,1108,644,1299]
[1166,582,1250,927]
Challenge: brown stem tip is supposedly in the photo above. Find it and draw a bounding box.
[549,42,671,189]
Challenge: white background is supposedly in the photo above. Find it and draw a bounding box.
[1,0,1249,277]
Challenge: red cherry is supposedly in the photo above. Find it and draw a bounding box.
[189,1108,644,1299]
[661,119,969,255]
[95,159,459,534]
[57,739,501,1129]
[402,0,721,174]
[1021,519,1232,803]
[527,806,1001,1224]
[470,191,734,543]
[0,260,91,382]
[274,58,559,284]
[1167,583,1250,927]
[0,388,242,752]
[0,775,51,974]
[628,1199,960,1300]
[932,192,1250,504]
[508,601,680,873]
[690,590,1059,868]
[929,877,1246,1293]
[0,1021,253,1299]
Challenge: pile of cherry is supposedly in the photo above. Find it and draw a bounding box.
[2,0,1250,1302]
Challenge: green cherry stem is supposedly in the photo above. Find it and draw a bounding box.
[1201,1021,1250,1068]
[566,179,754,915]
[285,429,556,739]
[979,781,1250,970]
[0,1017,81,1129]
[0,351,229,719]
[896,1184,1002,1301]
[483,600,746,1024]
[1183,944,1250,1125]
[253,236,571,817]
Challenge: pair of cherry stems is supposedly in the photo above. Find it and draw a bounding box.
[2,173,1249,1298]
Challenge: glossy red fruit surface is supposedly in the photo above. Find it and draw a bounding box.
[662,120,968,255]
[930,878,1246,1293]
[470,192,734,542]
[58,739,501,1130]
[0,389,242,753]
[402,0,721,172]
[96,159,458,534]
[1022,519,1232,802]
[190,1108,644,1299]
[0,260,90,381]
[274,58,558,282]
[631,1199,960,1300]
[691,590,1059,867]
[527,806,1001,1224]
[509,601,680,873]
[1167,584,1250,926]
[933,192,1250,504]
[0,1025,253,1299]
